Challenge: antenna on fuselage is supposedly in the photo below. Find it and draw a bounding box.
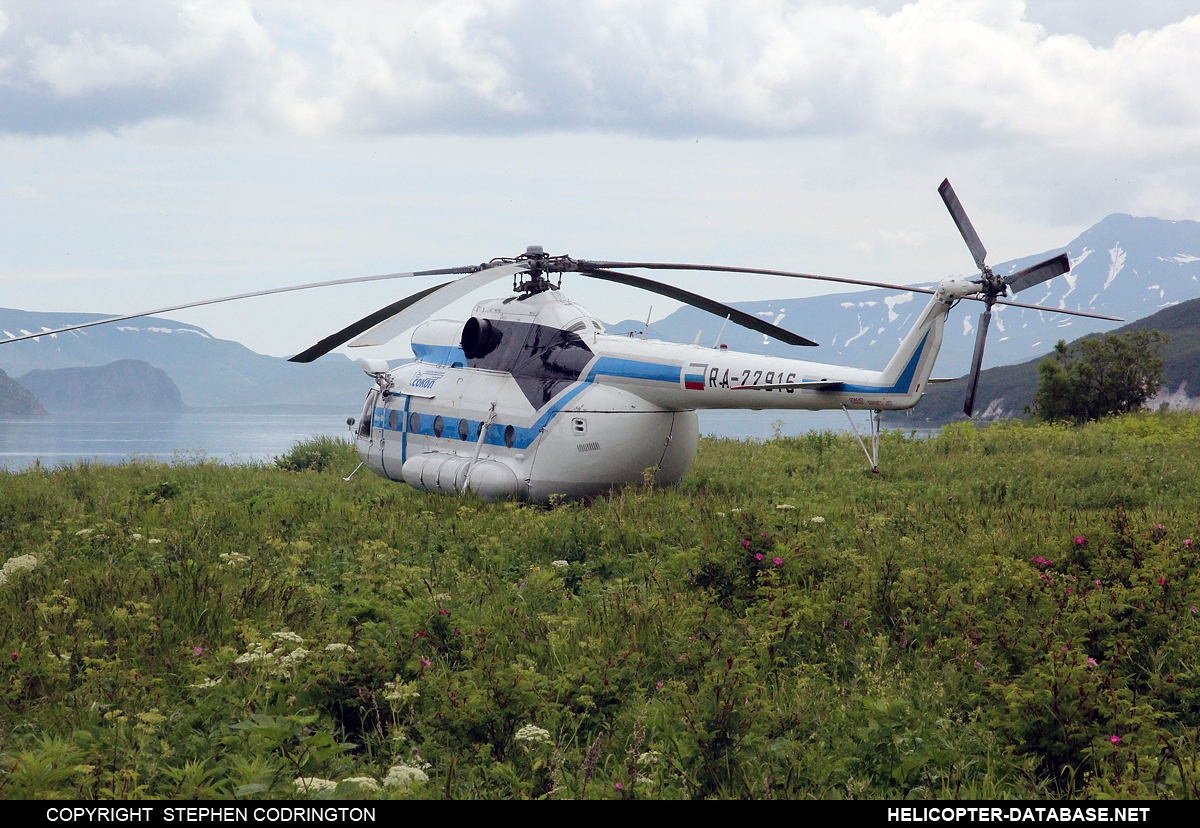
[712,314,731,348]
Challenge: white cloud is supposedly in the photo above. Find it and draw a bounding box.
[0,0,1196,150]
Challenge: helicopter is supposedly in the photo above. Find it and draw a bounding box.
[1,180,1120,502]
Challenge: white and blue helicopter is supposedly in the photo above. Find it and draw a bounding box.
[2,181,1119,502]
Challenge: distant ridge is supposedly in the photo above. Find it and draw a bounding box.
[0,368,47,417]
[884,297,1200,426]
[19,359,184,414]
[0,309,368,410]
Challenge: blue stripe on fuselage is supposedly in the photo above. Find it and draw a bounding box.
[386,353,678,453]
[821,331,929,395]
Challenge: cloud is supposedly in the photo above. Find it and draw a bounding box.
[0,0,1196,147]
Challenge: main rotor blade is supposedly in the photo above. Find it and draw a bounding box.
[938,179,988,273]
[967,294,1123,321]
[1005,253,1070,293]
[288,281,454,363]
[963,308,992,416]
[346,262,529,350]
[577,260,938,297]
[583,268,818,347]
[0,265,482,347]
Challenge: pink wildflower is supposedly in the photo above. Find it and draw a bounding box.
[1073,536,1086,545]
[192,646,203,657]
[773,557,783,566]
[742,540,750,548]
[755,553,764,561]
[1110,735,1121,745]
[1158,577,1166,586]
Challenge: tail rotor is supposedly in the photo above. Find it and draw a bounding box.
[938,179,1071,416]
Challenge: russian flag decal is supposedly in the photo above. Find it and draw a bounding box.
[684,362,707,390]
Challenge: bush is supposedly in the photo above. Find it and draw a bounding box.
[1030,330,1169,424]
[275,436,355,473]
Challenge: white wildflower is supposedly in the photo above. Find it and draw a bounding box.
[809,516,825,523]
[513,724,553,745]
[234,642,275,664]
[295,776,337,793]
[383,765,429,787]
[0,555,38,586]
[219,552,250,568]
[76,528,93,536]
[431,592,451,601]
[775,504,795,510]
[550,560,569,568]
[190,677,222,689]
[148,538,161,544]
[637,751,662,766]
[273,631,305,643]
[324,643,355,653]
[277,647,309,668]
[131,533,144,540]
[343,776,380,791]
[383,681,419,702]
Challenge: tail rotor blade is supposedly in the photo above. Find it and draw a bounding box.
[939,179,988,272]
[1005,253,1070,293]
[963,308,992,416]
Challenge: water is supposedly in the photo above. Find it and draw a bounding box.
[0,410,355,471]
[0,408,939,471]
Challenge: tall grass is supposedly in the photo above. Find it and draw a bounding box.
[1,416,1199,799]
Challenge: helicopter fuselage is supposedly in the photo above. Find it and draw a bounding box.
[352,279,968,502]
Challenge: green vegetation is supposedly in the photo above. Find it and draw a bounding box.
[1031,331,1170,425]
[3,416,1200,800]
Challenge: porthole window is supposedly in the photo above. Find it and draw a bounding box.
[434,415,444,438]
[504,425,515,448]
[458,418,470,441]
[409,412,421,433]
[388,409,399,431]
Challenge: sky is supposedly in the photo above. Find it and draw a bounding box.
[2,0,1199,360]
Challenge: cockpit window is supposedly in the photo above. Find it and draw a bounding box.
[566,321,588,333]
[465,320,595,408]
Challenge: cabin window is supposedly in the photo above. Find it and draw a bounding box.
[409,412,421,434]
[358,390,377,438]
[504,425,515,448]
[458,418,470,441]
[434,415,444,438]
[388,410,399,431]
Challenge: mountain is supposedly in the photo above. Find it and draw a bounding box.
[612,214,1200,380]
[0,310,368,410]
[0,368,47,417]
[884,297,1200,426]
[19,359,184,413]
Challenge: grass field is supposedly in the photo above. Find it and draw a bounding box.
[2,415,1199,799]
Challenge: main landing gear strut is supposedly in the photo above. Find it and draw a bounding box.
[843,406,882,474]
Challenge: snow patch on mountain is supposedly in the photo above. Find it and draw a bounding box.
[883,292,914,323]
[115,326,212,338]
[1103,244,1126,290]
